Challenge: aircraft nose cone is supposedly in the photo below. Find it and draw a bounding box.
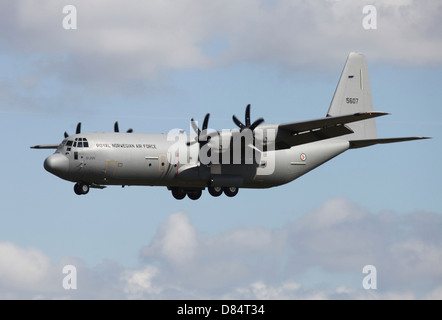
[44,154,69,176]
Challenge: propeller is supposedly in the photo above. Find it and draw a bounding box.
[188,113,219,165]
[232,104,265,164]
[232,104,264,132]
[64,122,82,138]
[114,121,133,133]
[187,113,211,146]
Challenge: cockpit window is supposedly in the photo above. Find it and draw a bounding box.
[73,138,89,148]
[66,140,73,147]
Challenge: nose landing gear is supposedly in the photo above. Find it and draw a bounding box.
[74,182,89,195]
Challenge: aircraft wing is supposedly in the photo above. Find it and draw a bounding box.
[30,144,60,149]
[274,111,388,150]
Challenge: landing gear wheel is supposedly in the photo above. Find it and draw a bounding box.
[223,186,239,197]
[171,188,186,200]
[74,182,89,195]
[74,183,81,195]
[208,186,223,197]
[187,190,202,200]
[80,183,90,195]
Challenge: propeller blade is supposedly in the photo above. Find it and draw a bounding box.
[232,115,245,129]
[127,128,133,133]
[202,113,210,131]
[114,121,119,132]
[76,122,81,134]
[200,113,211,141]
[245,104,251,127]
[190,118,200,136]
[64,132,69,138]
[186,140,198,146]
[249,118,264,131]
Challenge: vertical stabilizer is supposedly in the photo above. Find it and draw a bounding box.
[327,52,377,140]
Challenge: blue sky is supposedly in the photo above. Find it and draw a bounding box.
[0,0,441,299]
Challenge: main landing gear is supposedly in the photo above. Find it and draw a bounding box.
[208,186,239,197]
[222,186,239,197]
[170,186,239,200]
[171,188,202,200]
[208,186,223,197]
[74,182,89,195]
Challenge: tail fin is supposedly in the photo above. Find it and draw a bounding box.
[327,52,377,140]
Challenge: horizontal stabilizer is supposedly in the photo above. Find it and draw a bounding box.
[349,137,431,149]
[274,112,388,149]
[279,111,388,133]
[30,144,60,149]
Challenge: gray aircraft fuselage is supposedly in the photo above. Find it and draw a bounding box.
[45,132,348,189]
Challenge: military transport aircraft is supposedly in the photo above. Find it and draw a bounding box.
[31,52,429,200]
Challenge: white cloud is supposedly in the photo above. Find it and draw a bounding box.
[1,0,441,89]
[135,199,442,299]
[289,198,383,272]
[287,199,442,295]
[141,212,198,266]
[1,198,442,299]
[424,286,442,300]
[139,212,284,292]
[122,266,161,299]
[386,239,442,286]
[295,197,366,229]
[1,0,440,112]
[0,242,53,292]
[226,280,302,300]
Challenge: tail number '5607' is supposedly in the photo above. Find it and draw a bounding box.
[346,98,359,104]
